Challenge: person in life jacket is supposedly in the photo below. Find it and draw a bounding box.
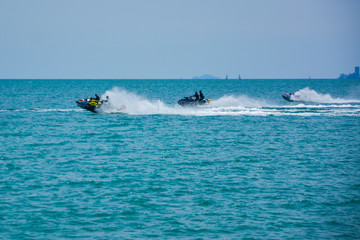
[192,91,199,101]
[199,91,205,100]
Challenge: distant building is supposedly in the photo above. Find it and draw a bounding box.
[339,66,360,79]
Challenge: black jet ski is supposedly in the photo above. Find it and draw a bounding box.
[177,97,211,106]
[282,93,294,102]
[283,90,301,102]
[76,98,103,113]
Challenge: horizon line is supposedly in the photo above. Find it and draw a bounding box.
[0,78,343,80]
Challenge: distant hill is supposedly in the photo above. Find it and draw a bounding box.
[192,74,220,79]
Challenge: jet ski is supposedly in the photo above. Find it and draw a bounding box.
[76,98,103,113]
[282,90,301,102]
[177,97,211,106]
[282,93,294,102]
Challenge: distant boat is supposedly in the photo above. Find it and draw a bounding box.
[225,74,228,80]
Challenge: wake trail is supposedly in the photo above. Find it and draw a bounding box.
[2,87,358,116]
[98,87,360,117]
[288,87,360,104]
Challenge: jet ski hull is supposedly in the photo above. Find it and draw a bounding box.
[177,98,210,106]
[76,99,102,113]
[282,93,294,102]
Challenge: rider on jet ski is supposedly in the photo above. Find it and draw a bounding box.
[199,91,204,100]
[178,90,210,106]
[190,91,205,101]
[191,91,200,101]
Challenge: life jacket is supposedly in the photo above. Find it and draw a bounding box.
[89,100,101,106]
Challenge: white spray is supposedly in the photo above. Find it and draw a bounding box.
[96,87,360,117]
[290,87,360,103]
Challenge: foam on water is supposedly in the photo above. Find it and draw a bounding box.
[99,87,360,117]
[210,95,267,108]
[289,87,360,103]
[100,87,173,114]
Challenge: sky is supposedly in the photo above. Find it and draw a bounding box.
[0,0,359,79]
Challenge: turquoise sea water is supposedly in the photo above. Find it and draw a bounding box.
[1,79,360,239]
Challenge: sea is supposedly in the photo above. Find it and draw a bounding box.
[1,79,359,239]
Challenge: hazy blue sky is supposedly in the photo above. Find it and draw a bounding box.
[0,0,359,79]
